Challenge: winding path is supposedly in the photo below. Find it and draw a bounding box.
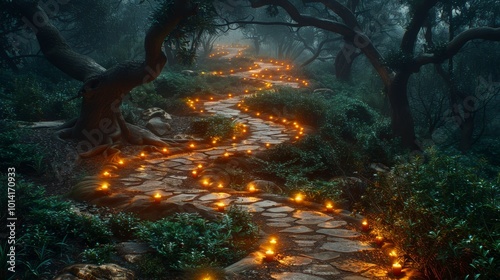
[69,46,412,279]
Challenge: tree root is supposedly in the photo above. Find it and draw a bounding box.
[56,121,170,158]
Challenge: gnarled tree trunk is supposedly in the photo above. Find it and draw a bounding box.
[15,0,196,156]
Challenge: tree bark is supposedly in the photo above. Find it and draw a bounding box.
[388,71,418,149]
[15,0,196,156]
[334,42,360,81]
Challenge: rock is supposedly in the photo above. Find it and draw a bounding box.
[181,70,198,76]
[146,117,171,136]
[141,107,172,121]
[369,162,390,173]
[53,263,134,280]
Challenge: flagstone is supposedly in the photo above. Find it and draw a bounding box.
[320,240,374,253]
[271,272,324,280]
[331,259,377,274]
[280,226,313,234]
[233,197,262,204]
[198,192,231,201]
[316,229,361,238]
[261,212,288,218]
[251,200,280,208]
[302,252,340,261]
[303,264,340,276]
[267,206,295,213]
[318,220,347,228]
[279,256,313,266]
[166,194,198,203]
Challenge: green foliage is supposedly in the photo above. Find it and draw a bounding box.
[155,72,210,97]
[81,244,114,265]
[247,89,396,179]
[189,115,237,141]
[0,71,80,121]
[109,212,140,240]
[0,122,46,174]
[363,149,499,279]
[137,209,259,271]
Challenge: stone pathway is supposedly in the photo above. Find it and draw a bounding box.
[69,46,416,279]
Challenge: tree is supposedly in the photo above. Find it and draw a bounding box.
[247,0,500,149]
[7,0,197,157]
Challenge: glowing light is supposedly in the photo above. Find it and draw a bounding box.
[140,152,146,158]
[218,183,224,188]
[202,180,209,187]
[249,185,256,192]
[270,238,277,245]
[256,112,260,116]
[153,193,162,203]
[192,170,198,177]
[375,236,384,246]
[326,203,334,212]
[103,171,110,177]
[189,143,195,148]
[118,160,124,165]
[197,164,203,169]
[295,194,303,203]
[217,202,225,212]
[100,183,109,191]
[392,263,402,276]
[246,150,252,154]
[265,249,275,261]
[361,220,370,231]
[224,152,230,157]
[265,143,270,148]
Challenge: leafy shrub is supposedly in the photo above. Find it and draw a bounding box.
[0,71,80,121]
[81,244,114,265]
[109,212,140,240]
[137,209,259,271]
[248,90,396,179]
[0,122,46,174]
[363,149,499,279]
[189,115,238,141]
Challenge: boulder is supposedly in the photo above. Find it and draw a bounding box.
[141,107,171,121]
[146,117,171,136]
[53,263,134,280]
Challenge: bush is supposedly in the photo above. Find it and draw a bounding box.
[247,89,396,179]
[109,212,140,240]
[0,122,46,174]
[363,149,499,279]
[137,208,259,271]
[189,115,240,142]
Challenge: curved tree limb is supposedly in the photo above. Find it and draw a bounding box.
[414,27,500,70]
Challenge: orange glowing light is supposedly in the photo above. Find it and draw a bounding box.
[256,112,260,116]
[217,202,225,212]
[265,249,275,261]
[153,193,162,203]
[326,203,334,212]
[392,263,402,276]
[202,180,209,186]
[282,118,287,123]
[224,152,230,157]
[269,116,274,120]
[389,250,397,259]
[192,170,198,177]
[100,183,109,191]
[249,185,256,192]
[265,143,270,148]
[189,143,195,148]
[197,164,203,169]
[270,238,277,245]
[295,194,303,203]
[217,183,224,188]
[246,150,252,154]
[375,236,384,246]
[140,152,146,158]
[103,171,110,177]
[361,220,369,231]
[118,160,124,165]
